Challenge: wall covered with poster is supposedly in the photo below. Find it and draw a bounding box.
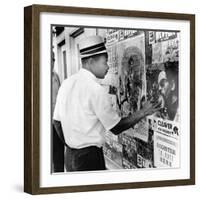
[102,28,179,170]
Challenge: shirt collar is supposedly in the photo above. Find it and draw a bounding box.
[79,68,98,82]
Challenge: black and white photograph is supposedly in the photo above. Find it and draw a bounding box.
[23,5,195,194]
[51,26,180,173]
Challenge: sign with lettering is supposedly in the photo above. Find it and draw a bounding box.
[153,117,179,168]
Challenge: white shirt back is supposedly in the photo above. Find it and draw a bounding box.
[53,68,121,149]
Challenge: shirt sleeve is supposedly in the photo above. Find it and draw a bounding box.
[91,86,121,131]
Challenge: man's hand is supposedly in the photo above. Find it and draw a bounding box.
[142,101,162,117]
[110,100,162,135]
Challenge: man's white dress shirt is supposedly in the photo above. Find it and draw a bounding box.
[53,68,121,149]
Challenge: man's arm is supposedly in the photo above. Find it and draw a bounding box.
[110,110,144,135]
[110,101,161,135]
[53,120,66,145]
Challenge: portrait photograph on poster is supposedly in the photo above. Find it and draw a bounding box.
[24,5,195,194]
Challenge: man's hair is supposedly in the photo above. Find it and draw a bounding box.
[81,53,108,66]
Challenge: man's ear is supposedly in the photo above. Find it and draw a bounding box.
[88,57,94,65]
[87,57,96,72]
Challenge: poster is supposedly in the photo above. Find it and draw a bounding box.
[152,117,179,168]
[103,29,180,170]
[152,36,179,64]
[115,33,148,142]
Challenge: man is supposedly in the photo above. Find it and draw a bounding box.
[52,52,64,172]
[158,61,179,121]
[53,35,160,172]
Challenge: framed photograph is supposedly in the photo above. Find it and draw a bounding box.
[24,4,195,194]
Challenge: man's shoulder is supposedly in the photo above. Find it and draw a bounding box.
[58,74,78,93]
[52,72,60,85]
[83,76,101,89]
[86,80,107,98]
[62,73,78,84]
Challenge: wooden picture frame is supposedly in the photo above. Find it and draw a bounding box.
[24,4,195,194]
